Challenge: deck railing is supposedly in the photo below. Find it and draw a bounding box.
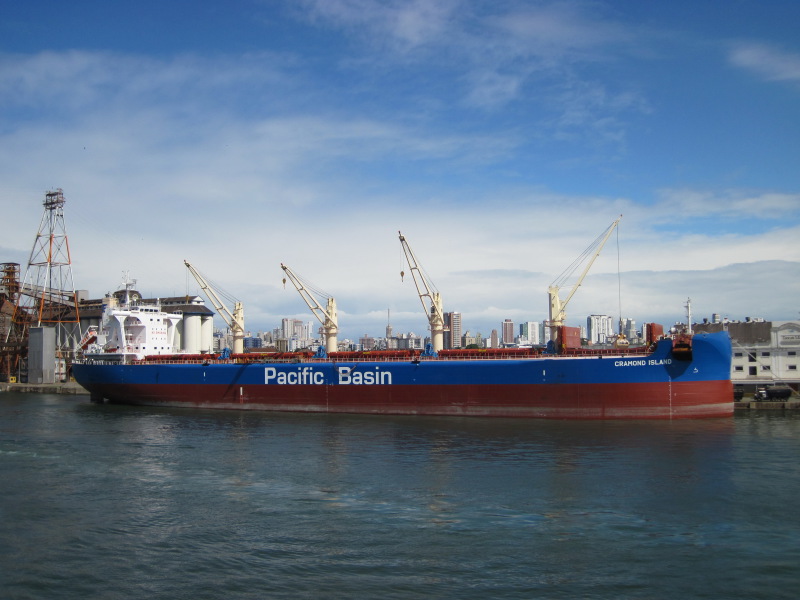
[77,344,656,366]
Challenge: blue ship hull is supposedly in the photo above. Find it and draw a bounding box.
[72,331,734,419]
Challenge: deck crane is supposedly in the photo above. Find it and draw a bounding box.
[547,216,622,339]
[280,263,338,354]
[398,231,446,353]
[184,260,245,354]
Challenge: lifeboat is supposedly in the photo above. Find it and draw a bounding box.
[79,326,98,350]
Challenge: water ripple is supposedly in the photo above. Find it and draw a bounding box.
[1,396,799,599]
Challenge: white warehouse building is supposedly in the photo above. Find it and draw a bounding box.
[694,318,800,393]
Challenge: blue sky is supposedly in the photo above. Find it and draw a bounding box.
[1,0,799,340]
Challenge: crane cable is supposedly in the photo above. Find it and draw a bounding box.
[616,223,623,334]
[283,267,333,301]
[188,265,240,306]
[550,221,617,289]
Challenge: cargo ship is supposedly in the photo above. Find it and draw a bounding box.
[72,224,733,419]
[72,292,733,419]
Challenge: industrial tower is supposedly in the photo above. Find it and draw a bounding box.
[7,189,81,381]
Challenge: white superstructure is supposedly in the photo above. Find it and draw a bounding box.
[81,281,183,361]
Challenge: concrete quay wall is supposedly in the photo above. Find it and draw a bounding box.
[735,401,800,411]
[0,381,88,394]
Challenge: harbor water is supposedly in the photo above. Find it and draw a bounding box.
[1,393,799,599]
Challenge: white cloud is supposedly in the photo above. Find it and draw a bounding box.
[464,70,523,109]
[298,0,649,130]
[3,75,795,317]
[729,42,800,84]
[485,2,635,60]
[300,0,461,52]
[652,189,800,221]
[0,50,293,114]
[2,20,799,343]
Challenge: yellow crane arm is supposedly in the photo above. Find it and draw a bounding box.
[184,260,245,353]
[280,263,338,353]
[398,231,446,352]
[548,216,621,328]
[398,231,444,324]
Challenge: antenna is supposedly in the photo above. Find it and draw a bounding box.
[616,222,623,334]
[685,297,693,334]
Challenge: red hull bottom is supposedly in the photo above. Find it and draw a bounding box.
[91,380,734,419]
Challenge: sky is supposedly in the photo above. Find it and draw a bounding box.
[1,0,799,341]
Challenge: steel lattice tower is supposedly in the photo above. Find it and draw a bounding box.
[11,189,81,356]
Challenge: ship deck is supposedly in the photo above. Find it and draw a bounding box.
[123,346,656,366]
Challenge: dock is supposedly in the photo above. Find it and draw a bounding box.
[0,381,88,395]
[735,400,800,412]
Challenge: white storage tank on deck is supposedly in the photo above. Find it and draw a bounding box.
[182,314,202,354]
[162,295,214,354]
[201,315,214,354]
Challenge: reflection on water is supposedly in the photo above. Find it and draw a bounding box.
[0,394,798,599]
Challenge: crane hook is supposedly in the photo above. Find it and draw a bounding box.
[282,277,286,289]
[400,270,405,282]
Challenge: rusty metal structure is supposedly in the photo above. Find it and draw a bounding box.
[0,262,22,380]
[1,190,80,382]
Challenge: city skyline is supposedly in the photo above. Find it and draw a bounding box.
[229,308,739,351]
[1,1,798,340]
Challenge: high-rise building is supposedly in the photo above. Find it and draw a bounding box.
[444,312,462,349]
[359,334,377,351]
[490,329,499,349]
[396,332,424,350]
[279,318,316,347]
[519,321,540,345]
[587,314,614,344]
[243,336,263,349]
[619,318,638,343]
[501,319,514,346]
